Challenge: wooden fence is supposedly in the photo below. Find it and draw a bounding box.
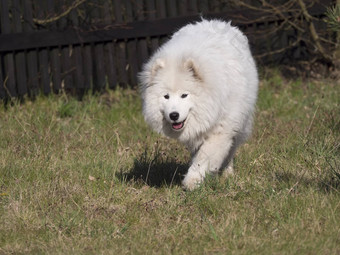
[0,0,333,100]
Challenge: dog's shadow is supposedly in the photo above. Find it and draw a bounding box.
[120,149,189,188]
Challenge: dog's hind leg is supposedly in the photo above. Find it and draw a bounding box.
[220,129,250,178]
[222,160,234,178]
[220,137,239,178]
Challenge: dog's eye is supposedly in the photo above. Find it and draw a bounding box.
[164,94,169,99]
[181,94,188,98]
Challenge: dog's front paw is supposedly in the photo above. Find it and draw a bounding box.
[182,171,204,191]
[222,165,234,178]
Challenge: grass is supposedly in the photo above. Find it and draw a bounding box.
[0,71,339,254]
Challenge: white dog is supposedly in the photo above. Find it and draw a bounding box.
[139,19,258,190]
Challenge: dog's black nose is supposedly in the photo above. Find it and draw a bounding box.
[169,112,179,121]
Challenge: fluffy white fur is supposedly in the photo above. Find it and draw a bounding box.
[139,19,258,190]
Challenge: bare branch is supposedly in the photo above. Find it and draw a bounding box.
[255,38,301,59]
[33,0,86,25]
[296,0,333,62]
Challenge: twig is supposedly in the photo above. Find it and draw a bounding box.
[261,0,305,33]
[304,105,319,139]
[255,38,301,58]
[170,167,179,188]
[33,0,86,25]
[287,167,308,194]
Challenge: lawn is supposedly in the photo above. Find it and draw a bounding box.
[0,71,339,254]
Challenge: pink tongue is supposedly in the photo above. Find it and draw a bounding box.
[172,122,183,130]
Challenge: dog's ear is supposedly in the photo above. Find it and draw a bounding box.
[151,58,165,77]
[184,58,202,81]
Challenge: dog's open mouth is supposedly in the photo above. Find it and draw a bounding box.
[172,120,185,131]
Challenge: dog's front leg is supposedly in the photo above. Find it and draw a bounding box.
[182,133,234,190]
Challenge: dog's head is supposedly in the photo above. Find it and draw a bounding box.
[139,57,204,136]
[139,55,223,147]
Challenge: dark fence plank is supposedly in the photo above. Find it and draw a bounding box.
[167,0,177,17]
[58,1,74,93]
[178,0,187,16]
[156,0,167,18]
[83,44,93,91]
[47,0,61,93]
[69,7,84,94]
[3,55,16,98]
[125,0,138,86]
[0,61,5,99]
[136,2,149,71]
[1,0,17,98]
[60,46,74,92]
[50,46,62,94]
[114,0,128,86]
[147,0,159,54]
[198,0,209,14]
[209,0,220,13]
[103,1,117,89]
[37,0,51,95]
[91,5,106,91]
[156,0,168,46]
[38,49,50,95]
[23,0,39,98]
[12,0,28,97]
[188,0,198,14]
[82,3,93,92]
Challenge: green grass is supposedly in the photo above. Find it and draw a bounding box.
[0,73,339,254]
